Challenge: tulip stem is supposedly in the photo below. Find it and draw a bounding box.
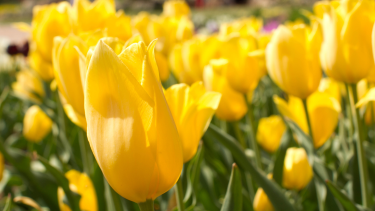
[348,84,370,208]
[232,122,247,149]
[302,99,314,142]
[79,129,90,175]
[138,199,154,211]
[175,177,185,211]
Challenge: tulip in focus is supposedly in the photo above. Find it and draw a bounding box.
[23,105,53,143]
[12,70,45,103]
[58,170,97,211]
[314,0,375,84]
[283,147,313,190]
[165,82,221,162]
[266,24,322,99]
[203,59,247,121]
[84,39,183,203]
[256,115,286,153]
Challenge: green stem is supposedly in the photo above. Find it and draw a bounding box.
[109,184,124,211]
[302,99,314,142]
[138,199,154,211]
[232,122,247,149]
[79,129,90,175]
[175,177,185,211]
[244,96,262,170]
[348,84,370,208]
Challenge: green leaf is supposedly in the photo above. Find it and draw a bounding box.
[284,120,314,161]
[91,159,107,211]
[37,156,80,211]
[221,164,242,211]
[2,195,11,211]
[205,124,296,211]
[326,180,361,211]
[184,143,204,203]
[273,128,292,186]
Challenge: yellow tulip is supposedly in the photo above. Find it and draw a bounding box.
[274,92,341,148]
[155,51,170,82]
[23,105,53,143]
[132,12,162,45]
[219,17,263,37]
[165,82,221,162]
[314,0,375,84]
[84,39,183,203]
[106,10,133,42]
[283,147,313,190]
[266,24,322,99]
[318,77,342,104]
[163,0,190,18]
[256,115,286,153]
[12,70,45,103]
[58,170,97,211]
[32,1,72,63]
[203,59,247,121]
[253,174,274,211]
[29,49,54,81]
[356,85,375,125]
[0,153,3,182]
[256,33,272,78]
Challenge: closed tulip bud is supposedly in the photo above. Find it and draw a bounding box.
[12,70,45,103]
[29,49,54,81]
[53,35,88,130]
[85,39,183,203]
[23,105,53,143]
[318,77,342,104]
[32,2,72,63]
[274,92,341,148]
[266,24,322,99]
[58,170,97,211]
[165,82,221,162]
[163,0,190,18]
[256,115,286,153]
[253,174,274,211]
[315,0,375,84]
[203,59,247,121]
[283,147,313,190]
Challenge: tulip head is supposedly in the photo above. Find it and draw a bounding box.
[84,39,183,202]
[29,49,54,81]
[165,82,221,162]
[283,147,313,190]
[155,51,170,82]
[203,59,247,121]
[315,0,375,83]
[23,105,53,143]
[12,70,45,103]
[318,77,342,104]
[266,24,322,99]
[58,170,97,211]
[163,0,190,18]
[256,115,286,153]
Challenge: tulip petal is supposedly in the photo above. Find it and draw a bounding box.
[356,87,375,108]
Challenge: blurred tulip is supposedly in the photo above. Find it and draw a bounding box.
[274,92,341,148]
[314,0,375,84]
[58,170,97,211]
[356,85,375,125]
[203,59,247,121]
[163,0,190,18]
[132,12,162,45]
[256,115,286,153]
[220,17,263,37]
[318,77,341,104]
[165,82,221,162]
[256,33,272,77]
[253,174,274,211]
[84,39,183,203]
[283,147,313,190]
[12,70,45,103]
[32,2,72,63]
[266,24,322,99]
[155,51,170,82]
[29,49,54,81]
[23,105,53,143]
[106,10,133,42]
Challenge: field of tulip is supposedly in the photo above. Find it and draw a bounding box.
[1,0,375,210]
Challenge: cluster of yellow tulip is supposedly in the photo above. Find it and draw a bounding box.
[2,0,375,210]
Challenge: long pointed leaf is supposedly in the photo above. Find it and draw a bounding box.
[221,164,242,211]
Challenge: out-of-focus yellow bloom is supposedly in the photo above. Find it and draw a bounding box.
[132,12,162,45]
[165,82,221,162]
[255,33,272,78]
[203,59,247,121]
[220,17,263,37]
[0,153,3,182]
[106,10,133,42]
[53,35,88,130]
[12,70,45,103]
[84,39,183,203]
[32,2,72,63]
[266,24,322,99]
[23,105,53,143]
[314,0,375,84]
[155,51,170,82]
[256,115,286,153]
[161,16,194,55]
[283,147,313,190]
[274,92,341,148]
[253,174,274,211]
[58,170,97,211]
[163,0,190,18]
[356,84,375,125]
[318,77,341,104]
[29,49,54,81]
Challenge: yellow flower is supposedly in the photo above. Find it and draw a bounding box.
[356,84,375,125]
[155,51,170,82]
[274,92,341,148]
[29,48,54,81]
[52,35,88,130]
[253,174,274,211]
[318,77,342,104]
[162,0,191,18]
[203,59,247,121]
[256,33,272,78]
[132,12,162,45]
[23,105,53,143]
[84,39,183,203]
[219,17,263,37]
[165,82,221,162]
[314,0,375,84]
[105,10,133,42]
[283,147,313,190]
[266,24,322,99]
[32,1,72,63]
[12,70,45,103]
[256,115,286,153]
[58,170,97,211]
